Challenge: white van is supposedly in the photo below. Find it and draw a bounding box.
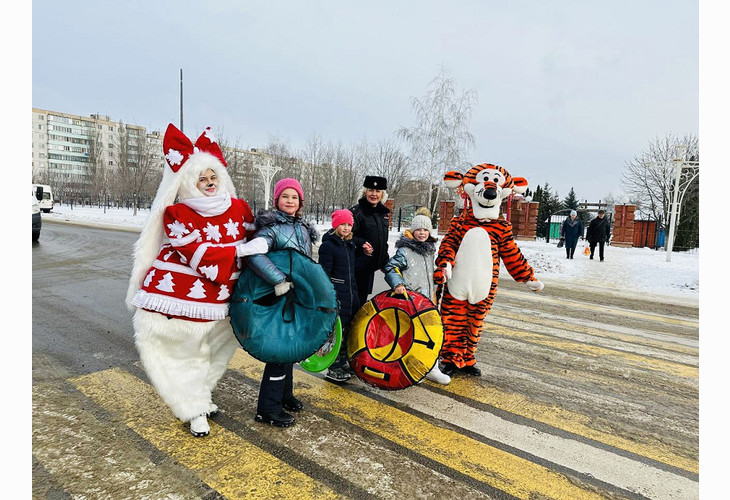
[32,184,54,213]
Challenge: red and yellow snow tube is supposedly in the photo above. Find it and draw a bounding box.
[347,290,444,390]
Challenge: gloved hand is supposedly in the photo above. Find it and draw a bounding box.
[236,237,268,257]
[433,262,453,284]
[274,280,293,296]
[525,279,544,292]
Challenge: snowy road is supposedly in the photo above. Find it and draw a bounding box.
[33,220,699,499]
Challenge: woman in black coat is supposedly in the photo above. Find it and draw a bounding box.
[350,176,391,306]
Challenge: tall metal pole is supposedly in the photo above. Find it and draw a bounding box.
[179,69,184,133]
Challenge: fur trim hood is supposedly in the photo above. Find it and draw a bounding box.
[394,233,436,255]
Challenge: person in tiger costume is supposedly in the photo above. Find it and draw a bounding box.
[433,163,544,377]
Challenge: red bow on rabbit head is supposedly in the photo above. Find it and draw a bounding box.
[444,163,528,220]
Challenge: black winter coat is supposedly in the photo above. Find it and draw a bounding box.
[318,230,361,325]
[350,197,391,273]
[586,216,611,243]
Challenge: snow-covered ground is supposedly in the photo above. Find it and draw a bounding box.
[43,203,699,303]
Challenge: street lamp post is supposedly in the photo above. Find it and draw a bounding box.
[254,158,281,210]
[664,149,700,262]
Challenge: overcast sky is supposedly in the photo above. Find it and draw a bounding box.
[31,1,699,202]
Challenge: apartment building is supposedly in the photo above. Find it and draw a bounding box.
[32,108,164,190]
[32,107,314,208]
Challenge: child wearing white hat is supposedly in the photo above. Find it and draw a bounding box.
[383,207,451,385]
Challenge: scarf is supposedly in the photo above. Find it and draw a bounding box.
[180,192,232,217]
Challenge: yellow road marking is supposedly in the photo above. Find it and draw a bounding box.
[71,368,341,500]
[33,382,205,499]
[441,368,698,475]
[230,351,607,500]
[490,324,698,379]
[490,309,698,356]
[498,289,699,327]
[234,350,698,476]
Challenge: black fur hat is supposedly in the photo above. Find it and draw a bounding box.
[363,176,387,190]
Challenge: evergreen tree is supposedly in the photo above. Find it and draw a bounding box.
[562,187,580,210]
[535,183,562,238]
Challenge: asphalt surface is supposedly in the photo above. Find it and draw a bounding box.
[32,220,699,499]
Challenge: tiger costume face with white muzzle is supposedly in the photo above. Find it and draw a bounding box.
[434,163,543,375]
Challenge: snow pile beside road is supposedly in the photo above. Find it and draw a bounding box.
[42,204,698,300]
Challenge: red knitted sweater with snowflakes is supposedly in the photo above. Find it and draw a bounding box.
[131,198,255,321]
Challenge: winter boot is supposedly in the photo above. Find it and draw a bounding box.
[460,364,482,377]
[255,411,296,428]
[440,361,457,377]
[425,363,451,385]
[325,365,352,383]
[282,395,304,412]
[189,414,210,437]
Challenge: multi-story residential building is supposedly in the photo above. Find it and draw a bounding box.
[32,107,314,209]
[32,108,165,201]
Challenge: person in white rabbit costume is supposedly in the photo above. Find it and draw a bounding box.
[126,123,268,437]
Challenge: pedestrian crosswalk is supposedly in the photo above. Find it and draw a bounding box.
[32,287,699,499]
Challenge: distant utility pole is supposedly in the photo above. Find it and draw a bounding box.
[254,158,281,209]
[179,69,184,132]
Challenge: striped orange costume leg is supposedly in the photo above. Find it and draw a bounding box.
[439,290,490,368]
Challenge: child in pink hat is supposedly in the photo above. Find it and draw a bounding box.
[318,208,364,382]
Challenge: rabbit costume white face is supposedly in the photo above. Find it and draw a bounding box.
[444,163,528,220]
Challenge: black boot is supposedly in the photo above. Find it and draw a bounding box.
[440,362,457,377]
[460,364,482,377]
[282,396,304,412]
[255,411,295,427]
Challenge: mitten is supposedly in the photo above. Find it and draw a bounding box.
[236,237,268,257]
[274,280,293,296]
[525,279,544,292]
[433,262,453,284]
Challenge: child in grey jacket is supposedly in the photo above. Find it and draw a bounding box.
[384,208,451,385]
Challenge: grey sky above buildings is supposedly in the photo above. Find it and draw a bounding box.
[31,1,699,203]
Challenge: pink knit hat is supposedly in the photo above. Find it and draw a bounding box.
[331,209,354,228]
[273,178,304,208]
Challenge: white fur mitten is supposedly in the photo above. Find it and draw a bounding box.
[274,280,293,296]
[525,279,544,292]
[236,237,269,257]
[444,262,453,280]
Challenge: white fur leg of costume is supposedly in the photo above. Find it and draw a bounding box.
[204,319,239,394]
[133,309,234,422]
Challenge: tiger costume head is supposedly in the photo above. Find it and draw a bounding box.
[444,163,528,220]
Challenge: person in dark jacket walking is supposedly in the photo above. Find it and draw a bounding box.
[351,176,390,306]
[560,210,584,259]
[318,209,362,383]
[586,210,611,261]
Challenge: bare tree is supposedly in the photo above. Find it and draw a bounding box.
[86,124,112,207]
[622,134,699,222]
[363,138,413,199]
[622,133,699,249]
[113,122,161,215]
[397,67,478,215]
[298,132,330,214]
